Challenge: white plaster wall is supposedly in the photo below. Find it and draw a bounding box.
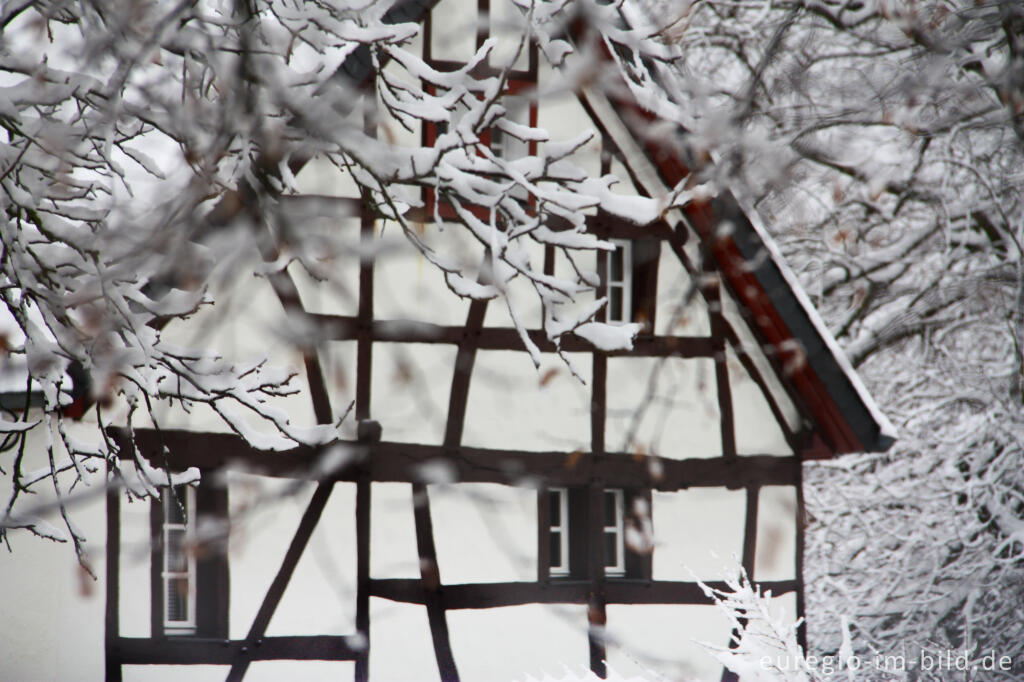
[489,0,531,71]
[151,252,319,435]
[719,290,801,437]
[431,0,479,63]
[119,470,153,638]
[246,661,355,681]
[0,490,106,681]
[122,664,226,681]
[370,342,457,446]
[369,599,443,682]
[462,350,591,452]
[0,416,111,681]
[605,604,733,682]
[370,482,421,579]
[754,486,797,582]
[447,604,591,682]
[605,357,721,458]
[430,482,537,583]
[228,477,357,639]
[372,225,474,328]
[285,222,363,319]
[655,254,711,337]
[320,340,359,441]
[537,62,602,180]
[728,345,794,456]
[651,488,746,581]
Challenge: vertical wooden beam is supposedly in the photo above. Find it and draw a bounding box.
[741,485,759,578]
[354,424,379,682]
[356,152,376,423]
[590,216,609,678]
[537,490,551,583]
[149,496,163,640]
[476,0,488,52]
[719,485,761,682]
[225,482,334,682]
[353,107,377,677]
[354,476,371,682]
[593,234,608,456]
[105,472,122,682]
[591,355,607,456]
[795,464,808,652]
[587,485,607,679]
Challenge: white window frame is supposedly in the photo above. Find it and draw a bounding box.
[162,485,197,635]
[603,488,626,576]
[606,240,633,324]
[548,487,570,577]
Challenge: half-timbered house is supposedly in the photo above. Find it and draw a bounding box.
[93,1,897,680]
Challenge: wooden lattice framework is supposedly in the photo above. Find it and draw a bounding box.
[103,2,892,679]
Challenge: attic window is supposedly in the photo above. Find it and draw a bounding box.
[604,238,660,330]
[606,240,633,324]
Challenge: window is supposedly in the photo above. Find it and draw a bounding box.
[151,477,229,638]
[603,489,625,576]
[606,240,633,324]
[162,485,196,634]
[542,487,649,580]
[548,488,570,576]
[603,238,660,329]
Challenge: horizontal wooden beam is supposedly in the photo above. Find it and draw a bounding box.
[115,429,800,490]
[111,635,360,665]
[308,314,715,357]
[369,579,797,608]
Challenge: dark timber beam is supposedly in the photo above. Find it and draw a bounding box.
[796,464,808,652]
[112,635,361,664]
[368,579,799,609]
[116,429,801,489]
[741,486,759,579]
[308,313,715,358]
[354,128,377,681]
[105,465,122,682]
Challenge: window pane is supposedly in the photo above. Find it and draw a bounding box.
[604,531,618,569]
[609,287,622,321]
[604,491,618,527]
[164,493,186,525]
[491,127,504,157]
[549,490,561,527]
[166,529,187,572]
[549,530,562,569]
[166,577,189,623]
[610,248,623,281]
